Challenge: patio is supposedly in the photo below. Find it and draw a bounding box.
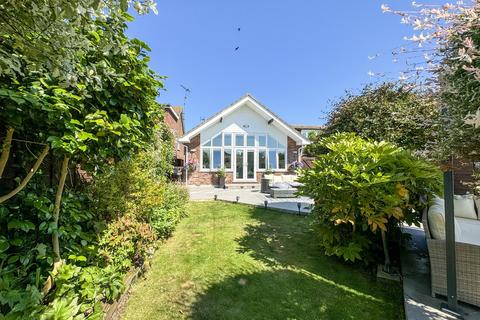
[188,185,314,214]
[402,225,480,320]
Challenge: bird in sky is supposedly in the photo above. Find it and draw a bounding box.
[237,27,241,31]
[234,46,239,51]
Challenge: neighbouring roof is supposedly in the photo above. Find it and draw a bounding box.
[178,94,310,145]
[165,105,182,121]
[291,124,324,131]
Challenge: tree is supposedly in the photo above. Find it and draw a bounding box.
[313,82,440,157]
[0,0,162,270]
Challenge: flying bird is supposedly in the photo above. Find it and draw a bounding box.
[237,27,241,31]
[235,46,239,51]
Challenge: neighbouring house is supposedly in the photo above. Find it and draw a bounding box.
[164,105,186,180]
[178,94,311,186]
[292,124,324,138]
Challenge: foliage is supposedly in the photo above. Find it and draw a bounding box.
[99,215,156,272]
[311,82,440,157]
[298,133,442,262]
[90,148,189,239]
[383,2,480,160]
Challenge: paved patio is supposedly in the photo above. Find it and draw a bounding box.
[401,225,480,320]
[188,185,314,214]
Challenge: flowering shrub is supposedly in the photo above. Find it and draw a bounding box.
[185,159,197,172]
[298,133,442,262]
[382,1,480,160]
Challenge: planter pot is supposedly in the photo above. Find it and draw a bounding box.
[261,178,271,194]
[218,176,226,188]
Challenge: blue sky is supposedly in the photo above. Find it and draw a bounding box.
[126,1,415,130]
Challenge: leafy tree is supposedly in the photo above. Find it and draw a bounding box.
[299,133,442,263]
[312,82,440,157]
[0,2,164,263]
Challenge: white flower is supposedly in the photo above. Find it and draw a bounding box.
[381,4,391,13]
[367,71,375,77]
[464,109,480,128]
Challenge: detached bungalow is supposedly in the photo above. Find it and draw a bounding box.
[178,94,310,186]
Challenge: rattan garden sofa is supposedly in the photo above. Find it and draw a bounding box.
[422,207,480,307]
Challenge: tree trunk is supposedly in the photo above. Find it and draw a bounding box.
[52,156,69,262]
[0,127,14,179]
[0,144,50,204]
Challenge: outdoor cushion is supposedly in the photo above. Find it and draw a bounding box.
[428,204,461,240]
[271,182,291,189]
[456,217,480,246]
[263,174,274,181]
[288,181,303,188]
[454,195,477,220]
[272,176,283,184]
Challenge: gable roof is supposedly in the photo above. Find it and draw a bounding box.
[178,94,310,145]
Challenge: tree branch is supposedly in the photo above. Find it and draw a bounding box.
[52,156,69,262]
[0,127,14,179]
[0,144,50,204]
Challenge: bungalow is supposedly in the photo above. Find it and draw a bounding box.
[178,94,311,185]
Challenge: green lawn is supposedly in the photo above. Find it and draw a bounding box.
[122,201,404,320]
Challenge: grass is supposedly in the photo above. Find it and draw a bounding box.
[122,201,404,320]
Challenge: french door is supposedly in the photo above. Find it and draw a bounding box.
[234,149,256,181]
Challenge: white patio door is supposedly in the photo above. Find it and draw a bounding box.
[234,148,256,182]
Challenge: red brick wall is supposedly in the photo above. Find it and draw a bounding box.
[287,137,299,165]
[164,108,185,162]
[452,158,474,194]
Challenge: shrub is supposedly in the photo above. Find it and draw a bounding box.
[298,133,442,262]
[310,82,440,157]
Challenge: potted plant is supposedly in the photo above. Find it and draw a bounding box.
[217,167,226,188]
[261,168,273,193]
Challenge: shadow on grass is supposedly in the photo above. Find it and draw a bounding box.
[190,269,400,320]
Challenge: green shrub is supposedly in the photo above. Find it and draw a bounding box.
[99,215,156,271]
[298,133,442,262]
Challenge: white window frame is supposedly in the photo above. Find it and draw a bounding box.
[200,132,288,172]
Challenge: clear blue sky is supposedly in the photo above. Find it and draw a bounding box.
[126,0,415,130]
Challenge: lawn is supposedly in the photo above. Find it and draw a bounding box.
[122,201,404,320]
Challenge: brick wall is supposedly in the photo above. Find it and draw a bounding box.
[452,158,474,194]
[287,137,299,165]
[164,108,185,163]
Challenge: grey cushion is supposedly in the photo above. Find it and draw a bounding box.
[271,182,291,189]
[288,182,303,188]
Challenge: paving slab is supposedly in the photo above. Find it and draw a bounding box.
[188,185,314,214]
[401,225,480,320]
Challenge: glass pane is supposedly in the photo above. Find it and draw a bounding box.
[224,149,232,169]
[277,139,285,149]
[202,139,211,146]
[212,134,222,146]
[235,134,244,146]
[258,150,266,169]
[278,151,286,169]
[202,149,210,169]
[268,135,277,148]
[268,150,277,169]
[247,151,254,179]
[224,133,232,146]
[258,135,266,147]
[213,150,221,169]
[236,150,244,179]
[247,135,255,147]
